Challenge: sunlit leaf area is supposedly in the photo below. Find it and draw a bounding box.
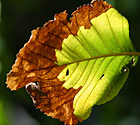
[0,0,140,125]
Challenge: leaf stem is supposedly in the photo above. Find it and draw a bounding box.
[63,52,140,65]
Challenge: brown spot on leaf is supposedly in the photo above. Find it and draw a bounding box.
[6,0,112,124]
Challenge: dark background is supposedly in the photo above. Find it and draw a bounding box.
[0,0,140,125]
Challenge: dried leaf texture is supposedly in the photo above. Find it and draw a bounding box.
[6,0,112,124]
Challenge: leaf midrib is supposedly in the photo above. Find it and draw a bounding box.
[58,52,140,66]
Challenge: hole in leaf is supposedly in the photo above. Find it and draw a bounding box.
[25,81,40,92]
[100,74,104,79]
[121,66,128,73]
[34,81,38,86]
[66,69,69,76]
[126,58,135,67]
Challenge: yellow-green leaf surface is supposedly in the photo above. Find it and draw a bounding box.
[55,8,138,119]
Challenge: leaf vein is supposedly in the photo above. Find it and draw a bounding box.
[26,46,55,62]
[81,57,115,115]
[106,12,125,52]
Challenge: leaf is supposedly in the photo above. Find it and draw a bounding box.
[6,0,139,125]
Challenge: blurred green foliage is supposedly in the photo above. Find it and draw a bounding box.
[0,100,9,125]
[0,0,140,125]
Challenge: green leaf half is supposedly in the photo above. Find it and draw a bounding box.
[55,8,138,120]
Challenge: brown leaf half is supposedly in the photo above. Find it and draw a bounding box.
[6,0,112,124]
